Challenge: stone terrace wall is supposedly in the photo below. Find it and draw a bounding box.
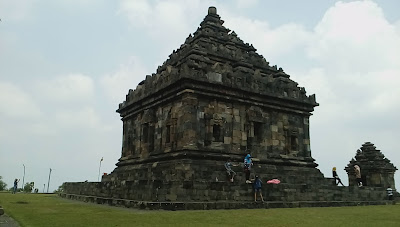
[63,159,388,204]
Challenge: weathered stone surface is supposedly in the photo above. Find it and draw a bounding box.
[59,192,395,210]
[62,6,396,209]
[345,142,397,189]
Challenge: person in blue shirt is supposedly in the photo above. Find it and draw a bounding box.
[253,176,264,203]
[244,154,253,183]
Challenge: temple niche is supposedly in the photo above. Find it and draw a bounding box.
[345,142,397,189]
[62,7,395,210]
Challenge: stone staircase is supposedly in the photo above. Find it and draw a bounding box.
[62,158,392,210]
[60,192,395,210]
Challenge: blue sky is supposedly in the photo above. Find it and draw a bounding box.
[1,0,399,191]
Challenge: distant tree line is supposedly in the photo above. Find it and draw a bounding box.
[0,176,7,191]
[0,176,63,193]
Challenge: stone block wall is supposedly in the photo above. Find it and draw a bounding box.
[346,142,397,189]
[120,94,314,168]
[63,158,388,204]
[62,7,395,210]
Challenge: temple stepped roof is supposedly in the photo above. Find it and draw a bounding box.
[118,7,318,112]
[346,142,397,171]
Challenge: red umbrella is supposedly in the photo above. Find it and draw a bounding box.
[267,179,281,184]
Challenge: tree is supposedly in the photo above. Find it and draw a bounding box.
[0,176,7,191]
[53,184,64,193]
[23,182,35,193]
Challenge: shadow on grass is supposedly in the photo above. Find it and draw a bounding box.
[14,201,29,204]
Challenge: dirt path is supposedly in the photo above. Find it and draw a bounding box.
[0,214,20,227]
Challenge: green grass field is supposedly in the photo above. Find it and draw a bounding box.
[0,193,399,227]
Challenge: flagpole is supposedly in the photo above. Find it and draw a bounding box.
[47,168,52,193]
[22,164,25,191]
[98,157,103,182]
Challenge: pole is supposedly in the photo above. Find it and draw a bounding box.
[98,157,103,181]
[22,164,25,191]
[47,168,52,193]
[43,184,45,193]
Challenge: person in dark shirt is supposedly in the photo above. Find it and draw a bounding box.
[13,179,20,194]
[332,167,344,186]
[253,176,264,203]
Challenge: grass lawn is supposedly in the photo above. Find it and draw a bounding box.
[0,193,399,227]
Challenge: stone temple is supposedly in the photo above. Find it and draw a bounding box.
[346,142,397,189]
[62,7,396,209]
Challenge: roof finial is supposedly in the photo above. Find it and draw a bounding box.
[208,6,217,15]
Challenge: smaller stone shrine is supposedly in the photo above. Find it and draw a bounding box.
[345,142,397,188]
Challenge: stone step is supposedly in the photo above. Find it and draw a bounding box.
[65,178,388,203]
[60,193,396,210]
[72,180,387,202]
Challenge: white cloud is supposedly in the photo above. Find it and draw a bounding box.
[56,0,98,7]
[54,107,102,129]
[118,0,152,27]
[35,74,94,103]
[223,16,311,62]
[0,81,42,118]
[303,1,400,120]
[362,70,400,114]
[117,0,216,47]
[118,0,192,38]
[0,31,18,51]
[308,0,400,73]
[100,56,149,103]
[395,20,400,34]
[236,0,258,9]
[0,0,37,21]
[27,123,56,136]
